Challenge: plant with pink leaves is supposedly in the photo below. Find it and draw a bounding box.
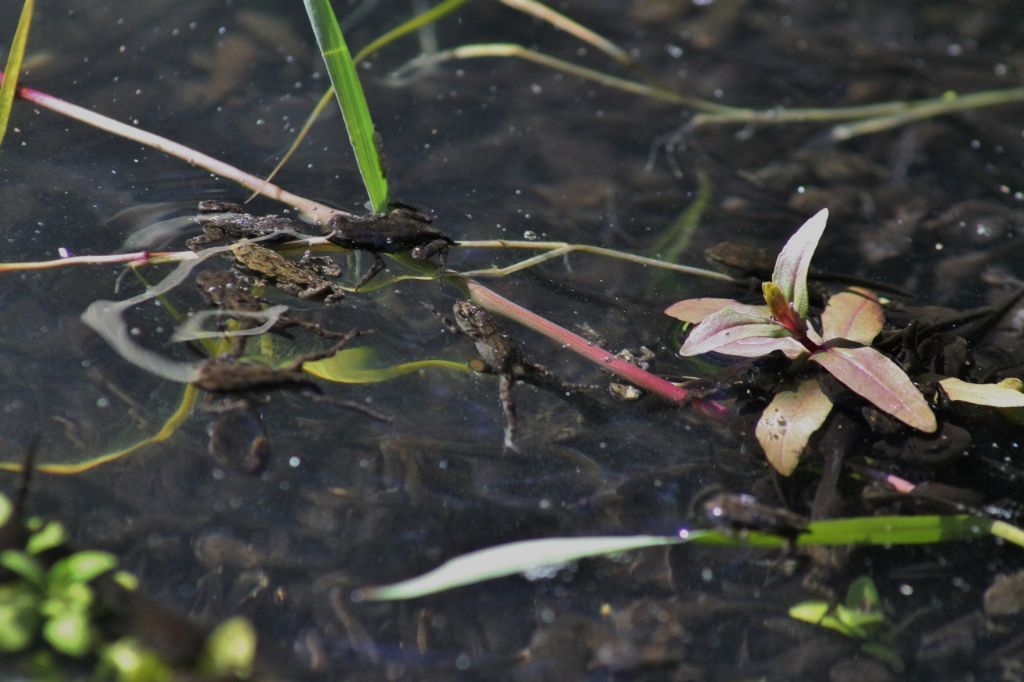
[666,209,936,475]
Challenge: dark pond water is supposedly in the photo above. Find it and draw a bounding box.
[2,1,1024,679]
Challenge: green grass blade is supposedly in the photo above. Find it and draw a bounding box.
[302,346,470,383]
[357,515,1018,600]
[0,0,35,149]
[252,0,471,202]
[354,536,680,601]
[304,0,388,212]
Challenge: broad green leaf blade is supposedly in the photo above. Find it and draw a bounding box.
[0,0,34,148]
[789,601,860,638]
[355,536,680,601]
[811,344,936,433]
[845,575,882,612]
[665,298,769,324]
[756,379,833,476]
[938,377,1024,408]
[304,0,389,212]
[772,208,829,318]
[821,288,884,344]
[302,346,469,383]
[678,307,785,357]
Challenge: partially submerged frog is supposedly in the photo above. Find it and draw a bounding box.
[231,242,346,303]
[193,331,390,421]
[325,204,458,289]
[187,200,305,250]
[447,300,597,451]
[703,492,809,542]
[706,241,914,298]
[196,269,350,354]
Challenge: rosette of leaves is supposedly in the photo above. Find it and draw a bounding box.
[666,209,937,475]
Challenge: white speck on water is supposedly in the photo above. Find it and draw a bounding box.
[96,397,110,408]
[899,583,914,596]
[289,456,301,468]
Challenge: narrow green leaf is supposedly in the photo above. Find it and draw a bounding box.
[0,493,11,528]
[50,551,118,585]
[304,0,389,211]
[772,208,829,318]
[0,549,45,588]
[358,515,1015,600]
[811,344,936,432]
[0,0,34,149]
[355,536,680,601]
[302,346,470,383]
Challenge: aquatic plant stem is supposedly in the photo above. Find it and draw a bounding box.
[0,70,335,223]
[465,279,727,417]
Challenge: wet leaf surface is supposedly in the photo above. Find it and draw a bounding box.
[756,379,834,476]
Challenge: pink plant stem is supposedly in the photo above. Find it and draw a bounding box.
[0,70,333,223]
[466,280,728,418]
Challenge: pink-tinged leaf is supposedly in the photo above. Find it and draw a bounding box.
[714,335,809,359]
[756,379,833,476]
[821,288,884,344]
[811,345,936,432]
[772,208,829,319]
[938,377,1024,408]
[678,307,783,357]
[665,298,769,324]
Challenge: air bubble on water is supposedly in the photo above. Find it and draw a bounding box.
[523,230,537,240]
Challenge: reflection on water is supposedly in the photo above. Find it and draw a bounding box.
[1,1,1023,678]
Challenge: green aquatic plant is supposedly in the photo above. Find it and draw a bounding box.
[789,575,904,671]
[0,489,256,680]
[666,209,936,475]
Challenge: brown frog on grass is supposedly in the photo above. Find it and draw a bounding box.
[446,300,598,451]
[231,242,346,303]
[325,204,458,289]
[186,200,305,250]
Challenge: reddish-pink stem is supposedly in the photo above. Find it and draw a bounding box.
[467,280,728,418]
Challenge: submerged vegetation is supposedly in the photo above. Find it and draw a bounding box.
[1,0,1024,678]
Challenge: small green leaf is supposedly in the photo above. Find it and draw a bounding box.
[1,549,46,588]
[811,344,936,433]
[303,346,469,383]
[42,611,93,657]
[0,493,12,528]
[50,550,118,585]
[772,208,829,318]
[26,521,67,555]
[113,570,139,592]
[821,288,884,344]
[789,601,859,637]
[755,379,833,476]
[99,637,174,682]
[201,616,257,678]
[846,575,882,612]
[0,584,40,652]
